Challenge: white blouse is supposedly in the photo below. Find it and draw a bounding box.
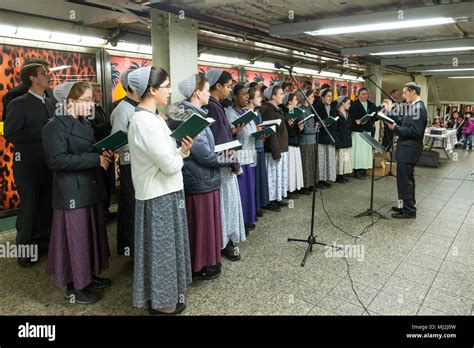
[128,108,188,200]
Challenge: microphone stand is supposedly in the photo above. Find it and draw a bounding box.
[282,64,339,267]
[364,75,397,181]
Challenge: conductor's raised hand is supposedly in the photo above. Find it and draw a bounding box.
[383,99,393,112]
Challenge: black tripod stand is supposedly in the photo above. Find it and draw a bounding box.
[364,75,397,182]
[354,132,388,220]
[280,64,338,267]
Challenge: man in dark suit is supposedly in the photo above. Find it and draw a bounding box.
[2,58,54,121]
[4,63,55,266]
[383,82,427,219]
[90,83,115,221]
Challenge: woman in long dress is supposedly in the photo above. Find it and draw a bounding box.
[127,66,194,315]
[43,81,113,305]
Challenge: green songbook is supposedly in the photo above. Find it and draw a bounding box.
[360,113,374,124]
[170,113,215,141]
[251,125,276,137]
[284,107,304,120]
[230,110,257,127]
[323,116,340,127]
[92,130,128,152]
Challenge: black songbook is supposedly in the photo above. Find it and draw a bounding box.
[358,131,385,154]
[230,110,257,127]
[92,130,128,152]
[170,113,215,141]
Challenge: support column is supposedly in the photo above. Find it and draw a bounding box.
[364,62,383,141]
[415,74,429,106]
[151,9,198,104]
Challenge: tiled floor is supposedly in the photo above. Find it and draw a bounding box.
[0,149,473,316]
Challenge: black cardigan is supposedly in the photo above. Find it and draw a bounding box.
[349,99,377,135]
[42,115,107,210]
[314,102,338,146]
[281,105,301,147]
[335,110,352,149]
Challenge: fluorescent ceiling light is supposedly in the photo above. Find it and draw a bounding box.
[138,45,153,54]
[0,24,16,35]
[448,76,474,79]
[116,42,140,51]
[80,35,107,46]
[306,17,454,35]
[370,47,474,56]
[425,68,474,72]
[50,32,81,43]
[16,27,51,40]
[199,53,249,66]
[50,65,72,72]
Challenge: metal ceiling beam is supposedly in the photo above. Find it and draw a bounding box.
[269,2,474,38]
[341,38,474,57]
[145,2,342,56]
[407,64,474,72]
[381,54,474,66]
[0,0,132,27]
[422,71,474,76]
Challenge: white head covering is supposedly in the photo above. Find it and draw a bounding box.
[120,69,132,91]
[320,87,331,97]
[264,82,282,100]
[128,66,152,97]
[178,74,197,99]
[53,82,76,103]
[283,92,291,105]
[205,69,224,87]
[337,95,347,106]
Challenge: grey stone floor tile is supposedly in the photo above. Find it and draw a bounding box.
[368,290,420,315]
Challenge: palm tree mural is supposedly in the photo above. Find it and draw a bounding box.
[111,59,150,87]
[270,76,280,86]
[111,62,121,87]
[253,73,264,83]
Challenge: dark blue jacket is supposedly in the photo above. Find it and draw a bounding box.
[168,101,229,195]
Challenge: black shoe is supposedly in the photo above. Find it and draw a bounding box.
[192,265,221,280]
[316,182,327,189]
[391,206,403,213]
[287,192,299,199]
[221,241,241,261]
[354,170,365,180]
[336,175,345,184]
[148,301,186,315]
[87,276,112,289]
[64,288,100,305]
[256,210,264,217]
[17,257,38,268]
[277,200,289,207]
[342,177,349,183]
[322,181,332,188]
[263,202,281,212]
[245,223,256,230]
[300,188,313,195]
[391,212,416,219]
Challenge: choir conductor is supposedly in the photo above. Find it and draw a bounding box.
[383,82,427,219]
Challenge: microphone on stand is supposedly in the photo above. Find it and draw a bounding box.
[274,61,293,72]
